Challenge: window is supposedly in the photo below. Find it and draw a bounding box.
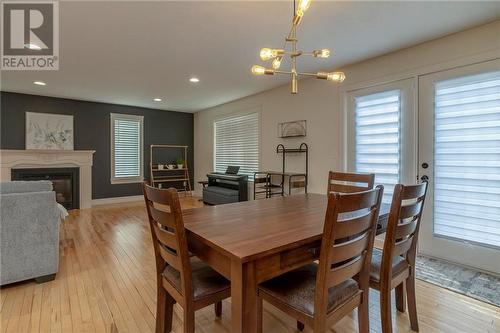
[354,90,401,203]
[214,112,259,178]
[345,79,415,204]
[433,70,500,247]
[110,113,144,184]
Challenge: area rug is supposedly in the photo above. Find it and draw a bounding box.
[415,255,500,307]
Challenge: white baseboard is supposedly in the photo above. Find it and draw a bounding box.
[92,195,143,206]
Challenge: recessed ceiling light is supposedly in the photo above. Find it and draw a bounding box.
[153,98,162,102]
[33,81,46,86]
[189,77,200,83]
[25,43,42,50]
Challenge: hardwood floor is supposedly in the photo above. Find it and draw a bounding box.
[1,198,499,333]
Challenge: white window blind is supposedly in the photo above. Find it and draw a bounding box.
[214,113,259,178]
[111,113,144,184]
[355,90,401,203]
[434,70,500,248]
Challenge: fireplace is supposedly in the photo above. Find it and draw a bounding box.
[12,168,80,209]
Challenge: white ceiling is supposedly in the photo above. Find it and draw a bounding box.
[2,1,499,112]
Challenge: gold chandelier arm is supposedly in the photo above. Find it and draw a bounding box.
[297,72,316,77]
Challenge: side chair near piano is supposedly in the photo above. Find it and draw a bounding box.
[143,184,231,333]
[257,186,384,332]
[370,182,428,333]
[327,171,375,193]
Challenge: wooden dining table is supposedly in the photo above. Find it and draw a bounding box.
[182,193,390,333]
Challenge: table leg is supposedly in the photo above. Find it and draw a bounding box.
[231,259,258,333]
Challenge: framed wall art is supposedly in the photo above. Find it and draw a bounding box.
[278,120,306,138]
[26,112,74,150]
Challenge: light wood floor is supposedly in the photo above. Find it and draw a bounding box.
[1,198,499,333]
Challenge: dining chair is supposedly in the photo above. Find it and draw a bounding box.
[327,171,375,193]
[370,182,428,333]
[257,186,384,332]
[143,184,231,333]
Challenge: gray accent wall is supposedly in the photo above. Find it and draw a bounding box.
[1,92,194,199]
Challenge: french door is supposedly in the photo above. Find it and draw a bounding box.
[418,60,500,274]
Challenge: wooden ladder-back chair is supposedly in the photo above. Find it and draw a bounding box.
[328,171,375,194]
[257,186,384,332]
[143,184,231,333]
[370,182,428,333]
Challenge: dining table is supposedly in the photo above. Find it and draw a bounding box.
[182,193,390,333]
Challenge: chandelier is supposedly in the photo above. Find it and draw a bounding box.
[251,0,345,94]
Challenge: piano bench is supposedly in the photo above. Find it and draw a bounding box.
[203,186,239,205]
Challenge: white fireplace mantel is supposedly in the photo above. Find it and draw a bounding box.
[0,149,95,209]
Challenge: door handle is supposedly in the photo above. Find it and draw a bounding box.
[420,175,429,182]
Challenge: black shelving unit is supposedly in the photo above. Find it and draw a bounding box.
[254,143,308,199]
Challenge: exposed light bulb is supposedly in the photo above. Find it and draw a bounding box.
[251,65,274,76]
[260,48,283,61]
[313,49,330,58]
[272,57,282,70]
[326,72,345,82]
[252,65,266,75]
[316,71,345,83]
[33,81,46,86]
[296,0,312,17]
[260,48,273,61]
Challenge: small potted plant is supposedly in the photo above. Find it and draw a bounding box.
[176,157,185,169]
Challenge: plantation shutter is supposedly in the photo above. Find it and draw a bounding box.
[214,113,259,178]
[433,70,500,247]
[111,114,143,182]
[355,90,401,203]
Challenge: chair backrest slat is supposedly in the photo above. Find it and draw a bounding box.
[401,184,427,200]
[328,171,375,194]
[394,219,418,239]
[392,235,414,257]
[327,255,365,287]
[380,182,428,282]
[335,212,372,239]
[152,222,178,251]
[330,232,371,264]
[148,205,176,228]
[143,183,193,301]
[158,244,183,271]
[314,185,383,316]
[399,201,423,220]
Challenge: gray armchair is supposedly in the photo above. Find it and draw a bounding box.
[0,181,60,285]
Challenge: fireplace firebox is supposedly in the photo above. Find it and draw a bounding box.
[11,168,80,210]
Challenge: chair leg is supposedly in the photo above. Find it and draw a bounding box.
[380,289,393,333]
[358,289,370,333]
[156,288,175,333]
[257,297,263,333]
[183,308,195,333]
[396,282,406,313]
[296,321,305,331]
[406,276,419,331]
[214,301,222,318]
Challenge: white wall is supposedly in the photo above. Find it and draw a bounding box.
[194,21,500,195]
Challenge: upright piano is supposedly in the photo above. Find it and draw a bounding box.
[203,170,248,205]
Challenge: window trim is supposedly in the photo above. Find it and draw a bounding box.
[212,108,261,180]
[110,113,144,184]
